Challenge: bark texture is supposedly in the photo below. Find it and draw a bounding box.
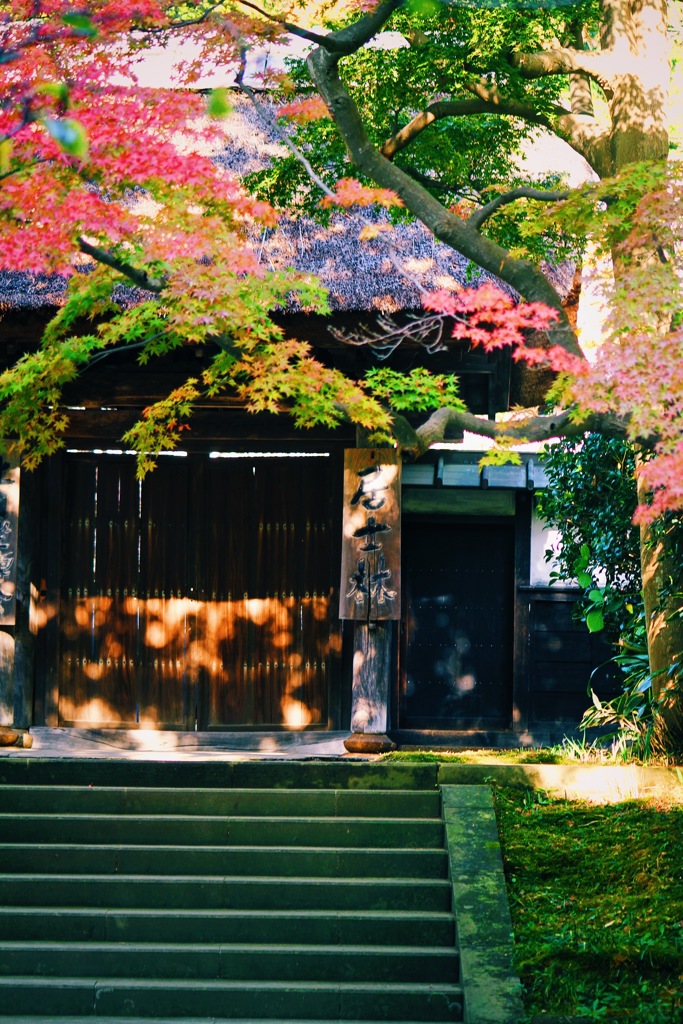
[638,475,683,750]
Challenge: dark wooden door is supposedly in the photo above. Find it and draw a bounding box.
[400,520,515,730]
[58,452,339,729]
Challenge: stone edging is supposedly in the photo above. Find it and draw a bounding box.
[442,784,525,1024]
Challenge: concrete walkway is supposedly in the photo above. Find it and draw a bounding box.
[0,727,352,760]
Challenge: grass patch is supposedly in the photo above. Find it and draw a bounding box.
[381,743,677,766]
[382,748,567,765]
[492,786,683,1023]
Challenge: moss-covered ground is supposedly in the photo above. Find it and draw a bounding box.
[382,748,569,765]
[492,786,683,1023]
[381,746,675,766]
[382,751,683,1020]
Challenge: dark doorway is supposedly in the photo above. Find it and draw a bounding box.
[400,519,515,730]
[56,450,342,730]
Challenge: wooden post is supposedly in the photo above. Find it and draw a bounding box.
[0,455,20,730]
[344,620,395,753]
[13,461,37,731]
[339,447,400,753]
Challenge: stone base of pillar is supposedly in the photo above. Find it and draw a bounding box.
[0,727,32,748]
[343,732,396,754]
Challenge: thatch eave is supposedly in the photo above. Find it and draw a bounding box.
[0,95,575,318]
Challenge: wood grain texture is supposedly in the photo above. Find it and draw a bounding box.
[339,449,401,621]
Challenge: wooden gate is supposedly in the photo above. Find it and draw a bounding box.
[400,519,515,730]
[58,451,340,730]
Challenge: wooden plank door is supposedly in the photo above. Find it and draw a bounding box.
[59,455,192,729]
[59,456,142,727]
[58,451,340,730]
[193,454,337,730]
[137,459,192,728]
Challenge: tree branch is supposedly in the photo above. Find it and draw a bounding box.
[510,47,614,100]
[392,406,631,459]
[395,163,471,197]
[467,186,569,232]
[239,78,432,301]
[318,0,404,57]
[0,156,49,183]
[234,0,340,51]
[380,86,569,159]
[238,78,337,200]
[378,74,608,177]
[307,42,583,357]
[234,0,403,54]
[144,1,227,33]
[77,237,166,293]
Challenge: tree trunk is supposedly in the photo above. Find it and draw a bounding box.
[638,475,683,751]
[607,0,681,750]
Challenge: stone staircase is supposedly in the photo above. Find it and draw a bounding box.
[0,760,466,1023]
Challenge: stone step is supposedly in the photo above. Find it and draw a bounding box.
[0,977,465,1021]
[0,769,469,1022]
[0,874,452,912]
[0,941,459,983]
[0,759,439,792]
[0,785,442,819]
[0,907,456,946]
[0,1019,457,1024]
[0,843,449,878]
[0,813,444,848]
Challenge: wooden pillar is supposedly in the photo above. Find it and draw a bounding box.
[344,620,395,752]
[339,445,399,754]
[13,462,38,730]
[0,455,20,730]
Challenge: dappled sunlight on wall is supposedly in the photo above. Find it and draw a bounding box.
[57,593,331,729]
[53,450,341,731]
[58,695,124,726]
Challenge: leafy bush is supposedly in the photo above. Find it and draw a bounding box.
[537,433,641,642]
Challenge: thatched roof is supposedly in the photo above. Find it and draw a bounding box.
[0,93,575,315]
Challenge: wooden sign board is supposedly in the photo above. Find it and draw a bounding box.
[339,449,401,621]
[0,454,19,628]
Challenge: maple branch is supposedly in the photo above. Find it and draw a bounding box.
[396,164,474,197]
[240,78,430,300]
[234,0,402,53]
[77,237,166,293]
[151,1,227,32]
[237,80,336,200]
[85,340,151,368]
[307,42,582,357]
[392,406,631,459]
[467,187,569,232]
[381,98,551,160]
[318,0,404,56]
[379,75,608,177]
[0,156,49,183]
[510,48,615,100]
[234,0,340,50]
[380,82,573,160]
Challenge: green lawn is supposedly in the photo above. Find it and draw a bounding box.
[492,786,683,1023]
